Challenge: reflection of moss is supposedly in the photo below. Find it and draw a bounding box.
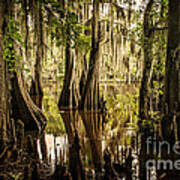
[105,85,139,131]
[43,88,65,136]
[82,140,93,168]
[45,115,65,136]
[126,135,132,146]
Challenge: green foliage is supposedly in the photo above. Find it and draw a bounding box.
[141,110,161,132]
[3,18,24,72]
[46,1,91,51]
[75,33,91,51]
[160,0,168,18]
[11,173,23,180]
[43,89,65,136]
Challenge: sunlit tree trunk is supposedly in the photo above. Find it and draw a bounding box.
[139,1,154,180]
[29,0,48,162]
[58,2,79,110]
[22,0,29,61]
[80,0,101,110]
[139,0,154,121]
[79,3,89,100]
[0,0,8,158]
[30,0,44,109]
[58,43,79,109]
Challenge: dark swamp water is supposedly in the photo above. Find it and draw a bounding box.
[0,83,177,180]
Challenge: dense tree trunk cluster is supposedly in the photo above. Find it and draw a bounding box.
[57,1,141,111]
[0,0,47,165]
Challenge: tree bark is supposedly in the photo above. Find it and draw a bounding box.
[58,2,79,110]
[58,44,79,109]
[0,0,8,154]
[30,0,44,109]
[164,0,180,113]
[161,1,180,179]
[138,1,154,179]
[29,0,48,161]
[80,0,101,110]
[139,0,154,121]
[11,73,47,134]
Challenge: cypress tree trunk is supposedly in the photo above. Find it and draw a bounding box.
[0,0,8,157]
[139,0,154,121]
[58,2,79,110]
[164,0,180,114]
[30,0,44,109]
[58,43,78,109]
[138,1,154,180]
[80,0,101,110]
[29,0,48,162]
[11,73,47,133]
[161,1,180,179]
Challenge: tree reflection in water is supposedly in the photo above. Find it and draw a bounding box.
[43,110,139,180]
